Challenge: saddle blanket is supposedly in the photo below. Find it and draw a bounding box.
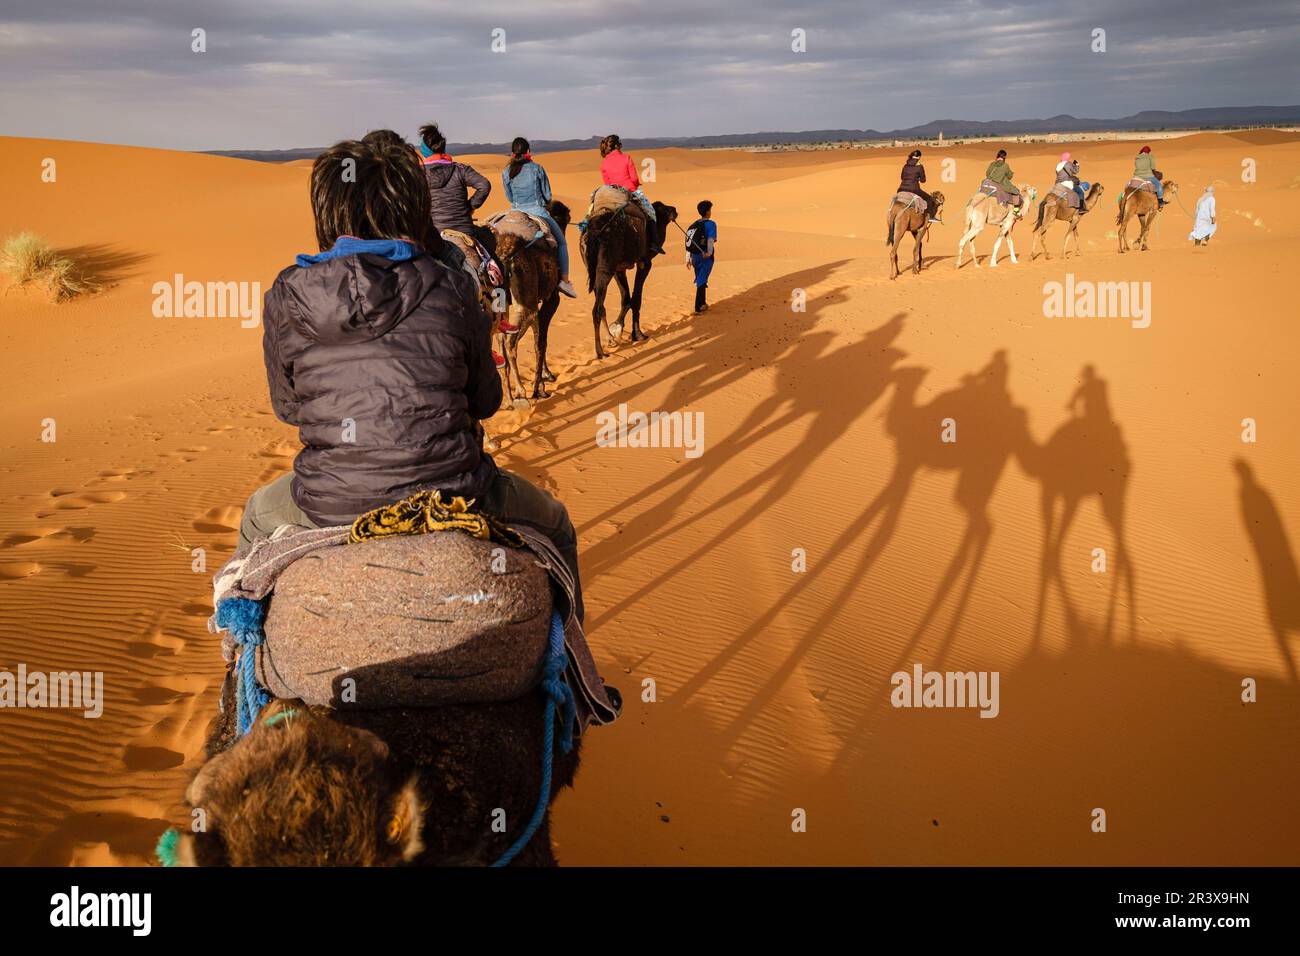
[892,191,927,212]
[1049,183,1081,208]
[440,229,502,293]
[1125,177,1157,193]
[210,517,620,734]
[589,184,637,218]
[485,210,556,248]
[978,179,1020,206]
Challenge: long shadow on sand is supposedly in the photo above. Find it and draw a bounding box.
[519,261,855,470]
[1235,459,1300,684]
[56,243,152,287]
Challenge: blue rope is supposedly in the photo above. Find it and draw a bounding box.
[491,607,574,867]
[217,597,271,737]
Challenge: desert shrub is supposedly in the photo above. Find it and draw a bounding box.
[1,232,96,302]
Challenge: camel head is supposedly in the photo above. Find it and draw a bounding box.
[1163,181,1178,196]
[653,202,678,225]
[931,191,945,214]
[175,701,425,866]
[548,199,572,232]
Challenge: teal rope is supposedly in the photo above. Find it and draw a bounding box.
[216,597,271,736]
[491,608,573,867]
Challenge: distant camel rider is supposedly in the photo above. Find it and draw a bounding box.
[599,134,664,254]
[502,137,577,298]
[984,148,1023,214]
[418,122,513,339]
[898,149,940,223]
[419,123,492,237]
[1055,152,1087,212]
[1133,145,1166,207]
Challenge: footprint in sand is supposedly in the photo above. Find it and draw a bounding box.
[179,598,214,618]
[126,626,188,658]
[192,504,242,535]
[0,562,42,581]
[34,485,128,519]
[121,744,185,772]
[163,445,209,464]
[0,526,96,548]
[130,679,200,706]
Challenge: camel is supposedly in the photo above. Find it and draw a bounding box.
[1117,179,1178,253]
[581,198,676,359]
[1030,182,1104,260]
[955,184,1038,268]
[1027,365,1136,645]
[174,690,581,866]
[490,200,571,404]
[886,191,945,279]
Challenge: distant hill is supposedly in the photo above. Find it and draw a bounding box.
[206,105,1300,162]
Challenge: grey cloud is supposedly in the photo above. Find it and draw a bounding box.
[1,0,1297,150]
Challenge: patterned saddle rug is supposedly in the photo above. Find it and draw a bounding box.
[441,229,502,299]
[1048,182,1082,209]
[485,210,557,249]
[1125,177,1158,193]
[891,191,928,213]
[977,179,1021,206]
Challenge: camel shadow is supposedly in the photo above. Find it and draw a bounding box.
[581,305,906,636]
[518,261,854,469]
[1235,459,1300,684]
[1028,365,1137,648]
[667,350,1039,763]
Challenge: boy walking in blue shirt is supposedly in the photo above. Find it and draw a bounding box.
[685,200,717,313]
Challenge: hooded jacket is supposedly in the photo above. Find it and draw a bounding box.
[423,159,492,233]
[262,244,501,527]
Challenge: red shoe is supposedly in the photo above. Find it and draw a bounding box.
[492,350,506,370]
[497,319,520,335]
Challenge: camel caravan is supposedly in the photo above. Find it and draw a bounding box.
[155,127,650,868]
[159,125,1180,867]
[886,144,1177,274]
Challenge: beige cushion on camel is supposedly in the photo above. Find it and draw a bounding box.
[257,533,552,708]
[486,210,556,248]
[589,185,637,218]
[892,192,927,212]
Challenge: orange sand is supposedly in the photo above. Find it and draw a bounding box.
[0,131,1297,865]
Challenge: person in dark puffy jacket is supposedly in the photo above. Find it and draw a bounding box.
[418,122,493,238]
[897,149,940,222]
[237,134,585,620]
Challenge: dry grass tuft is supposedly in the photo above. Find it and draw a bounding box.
[1,233,98,302]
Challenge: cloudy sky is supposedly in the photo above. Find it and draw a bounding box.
[2,0,1297,151]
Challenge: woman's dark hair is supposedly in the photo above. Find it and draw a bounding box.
[310,137,435,251]
[419,123,446,153]
[909,149,922,159]
[996,148,1007,159]
[508,136,531,180]
[600,134,621,157]
[361,128,410,152]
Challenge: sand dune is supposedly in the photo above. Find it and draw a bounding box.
[0,131,1297,865]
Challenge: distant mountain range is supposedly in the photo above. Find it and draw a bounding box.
[206,105,1300,162]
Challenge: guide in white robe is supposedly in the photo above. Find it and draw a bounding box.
[1189,186,1217,242]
